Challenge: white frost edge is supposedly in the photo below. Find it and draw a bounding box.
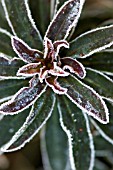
[17,62,41,77]
[82,112,95,170]
[40,126,53,170]
[0,95,13,104]
[58,103,76,170]
[45,0,85,40]
[0,84,47,115]
[90,118,113,145]
[1,0,17,36]
[1,94,56,152]
[65,74,109,124]
[86,68,113,101]
[45,77,67,95]
[51,0,59,19]
[53,40,69,58]
[0,54,26,79]
[0,27,12,37]
[70,24,113,58]
[24,0,42,42]
[11,36,40,63]
[63,57,86,79]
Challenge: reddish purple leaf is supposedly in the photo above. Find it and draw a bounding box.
[12,37,43,63]
[17,63,41,77]
[0,77,46,115]
[46,76,67,94]
[59,75,109,124]
[45,0,84,41]
[61,57,86,78]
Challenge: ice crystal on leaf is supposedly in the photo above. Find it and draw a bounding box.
[0,0,113,169]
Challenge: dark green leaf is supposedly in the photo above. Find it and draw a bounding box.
[0,29,15,56]
[1,88,55,152]
[0,3,10,31]
[66,25,113,58]
[83,68,113,100]
[46,0,84,41]
[0,108,30,147]
[0,56,24,77]
[58,95,95,170]
[30,0,51,36]
[41,101,69,170]
[91,100,113,144]
[59,75,109,124]
[80,51,113,74]
[0,78,28,101]
[2,0,43,50]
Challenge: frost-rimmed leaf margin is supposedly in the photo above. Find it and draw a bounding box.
[45,0,85,41]
[83,68,113,102]
[41,101,69,170]
[90,118,113,145]
[0,54,24,78]
[11,36,43,63]
[0,89,56,152]
[0,78,47,115]
[0,28,15,56]
[1,0,43,49]
[82,112,95,170]
[66,25,113,58]
[58,102,95,170]
[59,75,109,124]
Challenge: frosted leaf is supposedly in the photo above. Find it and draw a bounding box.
[0,77,46,115]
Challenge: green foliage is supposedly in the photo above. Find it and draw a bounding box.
[0,0,113,169]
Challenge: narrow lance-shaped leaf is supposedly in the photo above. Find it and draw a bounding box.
[2,0,43,49]
[41,101,69,170]
[0,54,24,77]
[0,3,10,31]
[66,25,113,58]
[0,78,28,102]
[61,57,86,79]
[59,75,109,124]
[1,88,55,152]
[58,95,95,170]
[83,68,113,101]
[30,0,51,36]
[45,0,84,41]
[0,108,30,147]
[91,100,113,145]
[12,37,43,63]
[0,28,15,56]
[81,51,113,74]
[0,77,46,115]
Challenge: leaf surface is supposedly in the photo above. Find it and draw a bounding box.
[0,108,30,147]
[66,25,113,58]
[58,95,95,170]
[0,78,28,101]
[45,0,84,41]
[81,51,113,74]
[91,100,113,145]
[0,55,24,77]
[0,29,15,56]
[1,88,55,152]
[41,101,69,170]
[30,0,51,36]
[59,75,109,124]
[0,77,46,114]
[83,68,113,101]
[2,0,43,49]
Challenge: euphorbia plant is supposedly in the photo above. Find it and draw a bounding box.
[0,0,113,169]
